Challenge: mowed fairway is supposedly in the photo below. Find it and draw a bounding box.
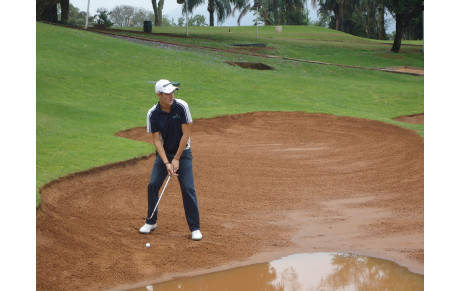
[36,22,423,290]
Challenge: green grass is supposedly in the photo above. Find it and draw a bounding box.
[117,25,424,68]
[36,22,423,206]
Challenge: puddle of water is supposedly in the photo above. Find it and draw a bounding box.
[128,252,423,291]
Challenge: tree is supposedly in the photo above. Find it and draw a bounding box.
[151,0,165,26]
[281,0,309,25]
[313,0,390,39]
[66,4,92,26]
[110,5,135,27]
[312,0,351,32]
[190,14,208,26]
[377,0,386,39]
[232,0,273,26]
[349,0,379,38]
[133,8,155,27]
[337,0,344,31]
[161,16,175,26]
[231,0,252,26]
[38,0,71,23]
[37,0,59,22]
[185,0,246,26]
[273,0,279,24]
[257,0,274,25]
[233,0,308,26]
[402,11,422,39]
[60,0,69,23]
[109,6,154,27]
[93,7,114,28]
[57,3,90,25]
[349,0,390,40]
[177,17,186,27]
[385,0,423,52]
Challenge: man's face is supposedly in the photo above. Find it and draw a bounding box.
[157,91,174,107]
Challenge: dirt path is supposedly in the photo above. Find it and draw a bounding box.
[36,112,424,290]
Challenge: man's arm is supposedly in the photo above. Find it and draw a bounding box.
[152,132,175,175]
[171,123,191,173]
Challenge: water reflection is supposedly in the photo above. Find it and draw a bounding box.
[138,263,281,291]
[269,253,423,291]
[129,253,423,291]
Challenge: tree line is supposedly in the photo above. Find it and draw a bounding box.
[311,0,423,52]
[40,2,207,28]
[36,0,423,52]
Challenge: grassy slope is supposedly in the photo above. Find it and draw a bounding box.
[119,25,424,68]
[36,22,423,206]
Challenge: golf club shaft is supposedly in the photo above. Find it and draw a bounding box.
[145,173,172,220]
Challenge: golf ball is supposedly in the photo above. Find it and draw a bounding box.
[145,243,150,247]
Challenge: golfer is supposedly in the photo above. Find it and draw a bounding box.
[139,79,202,241]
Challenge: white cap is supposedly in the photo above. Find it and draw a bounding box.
[155,79,179,94]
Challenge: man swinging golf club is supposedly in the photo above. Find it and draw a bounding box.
[139,79,202,241]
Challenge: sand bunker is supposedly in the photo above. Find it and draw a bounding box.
[36,112,423,290]
[393,113,424,124]
[224,61,274,70]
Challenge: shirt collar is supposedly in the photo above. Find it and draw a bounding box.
[156,99,176,113]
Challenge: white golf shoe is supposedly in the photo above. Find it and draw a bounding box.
[191,230,202,240]
[139,223,157,234]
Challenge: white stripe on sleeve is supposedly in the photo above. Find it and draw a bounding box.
[176,99,193,123]
[146,104,157,133]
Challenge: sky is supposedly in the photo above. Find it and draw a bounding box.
[70,0,320,27]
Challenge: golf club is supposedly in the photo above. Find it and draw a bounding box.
[143,173,172,220]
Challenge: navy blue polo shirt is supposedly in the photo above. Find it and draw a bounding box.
[147,99,192,155]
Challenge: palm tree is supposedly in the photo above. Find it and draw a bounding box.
[337,0,344,31]
[311,0,351,32]
[259,0,275,25]
[349,0,378,38]
[231,0,252,26]
[233,0,307,26]
[185,0,246,26]
[282,0,308,25]
[233,0,275,25]
[377,0,386,39]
